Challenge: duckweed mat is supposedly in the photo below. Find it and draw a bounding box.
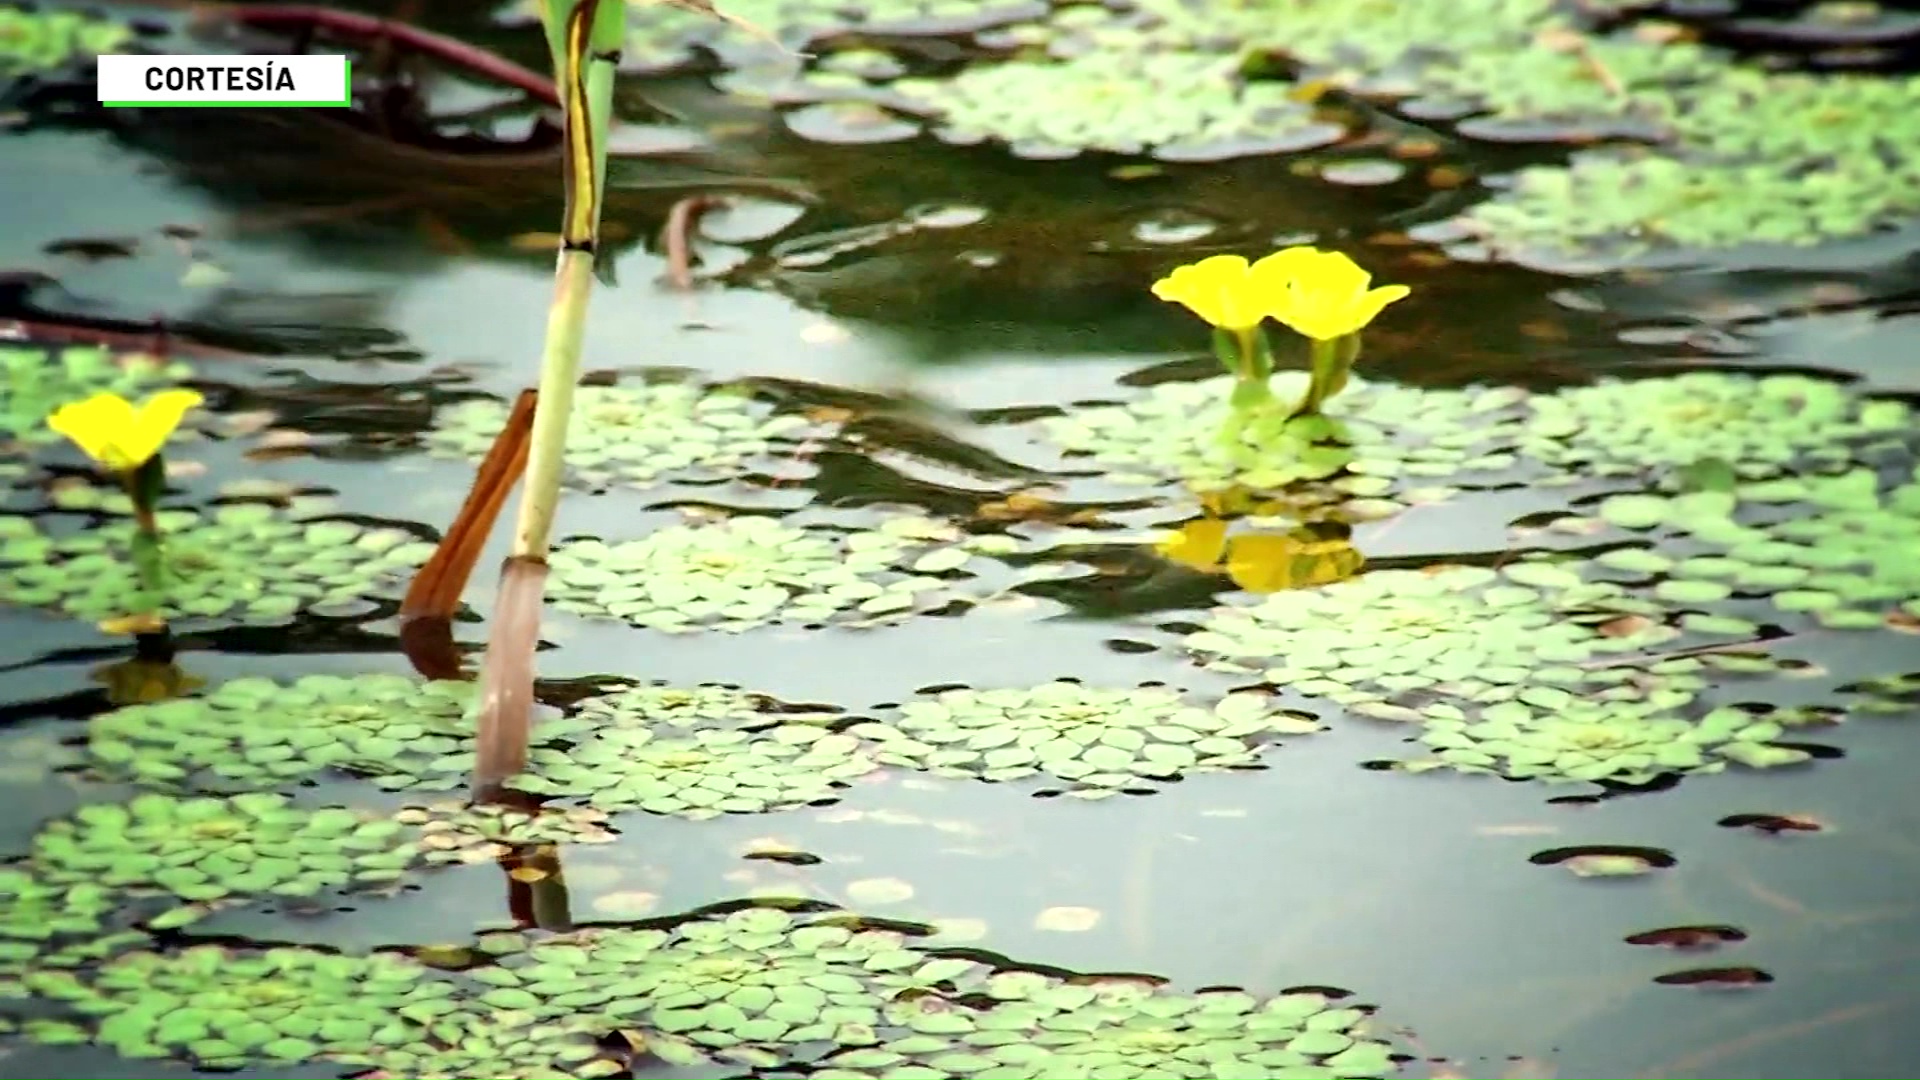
[12,2,1920,1077]
[559,0,1920,257]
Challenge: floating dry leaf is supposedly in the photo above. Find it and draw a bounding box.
[1034,905,1102,932]
[591,890,660,917]
[844,877,915,905]
[929,916,989,942]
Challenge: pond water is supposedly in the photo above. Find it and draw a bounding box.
[6,2,1920,1079]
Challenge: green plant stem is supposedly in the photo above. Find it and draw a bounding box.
[473,0,624,798]
[119,455,170,629]
[1211,326,1276,411]
[1290,332,1361,417]
[124,455,165,540]
[510,252,594,558]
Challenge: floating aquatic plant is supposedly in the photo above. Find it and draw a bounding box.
[0,869,135,991]
[28,792,417,906]
[0,501,436,625]
[480,907,913,1058]
[1185,564,1677,709]
[0,6,131,76]
[519,723,877,818]
[466,905,1400,1077]
[1841,671,1920,716]
[1141,0,1560,71]
[834,977,1398,1079]
[1,347,191,451]
[1662,69,1920,162]
[547,514,991,633]
[399,800,620,865]
[574,680,842,733]
[28,944,463,1069]
[1520,372,1908,481]
[1042,373,1524,495]
[13,898,1406,1076]
[612,0,1046,74]
[1403,696,1809,784]
[1462,151,1920,256]
[83,673,560,792]
[1596,469,1920,630]
[849,682,1323,796]
[891,49,1344,160]
[1423,38,1720,131]
[423,380,822,490]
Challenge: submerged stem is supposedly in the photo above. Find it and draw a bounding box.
[473,555,549,792]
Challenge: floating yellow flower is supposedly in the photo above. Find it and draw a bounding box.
[1260,247,1410,342]
[47,389,204,472]
[1151,252,1307,330]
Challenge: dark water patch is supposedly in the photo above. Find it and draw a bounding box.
[1653,964,1775,988]
[1529,845,1678,877]
[1718,811,1827,835]
[1625,924,1750,950]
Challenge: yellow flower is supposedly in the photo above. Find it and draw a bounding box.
[1256,247,1410,341]
[47,389,204,472]
[1155,517,1228,572]
[1151,251,1312,331]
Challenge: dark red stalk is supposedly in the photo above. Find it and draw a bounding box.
[207,4,561,106]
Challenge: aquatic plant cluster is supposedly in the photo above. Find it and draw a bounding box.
[0,5,128,78]
[10,297,1920,1074]
[424,378,830,489]
[589,0,1920,258]
[5,4,1920,1079]
[10,902,1400,1077]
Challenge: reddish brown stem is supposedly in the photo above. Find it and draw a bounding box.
[402,389,536,621]
[400,389,535,682]
[662,195,728,290]
[471,555,548,799]
[206,4,561,106]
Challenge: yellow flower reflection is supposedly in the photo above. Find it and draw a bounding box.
[1155,517,1229,573]
[89,655,204,706]
[1223,529,1363,594]
[1261,247,1410,342]
[47,389,204,473]
[1151,252,1302,330]
[1155,516,1363,595]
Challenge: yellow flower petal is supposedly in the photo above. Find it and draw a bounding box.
[1257,248,1410,341]
[1348,284,1412,330]
[47,389,203,472]
[1150,254,1267,330]
[1248,246,1323,280]
[48,393,141,471]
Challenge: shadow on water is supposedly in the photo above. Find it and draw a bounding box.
[6,2,1920,1079]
